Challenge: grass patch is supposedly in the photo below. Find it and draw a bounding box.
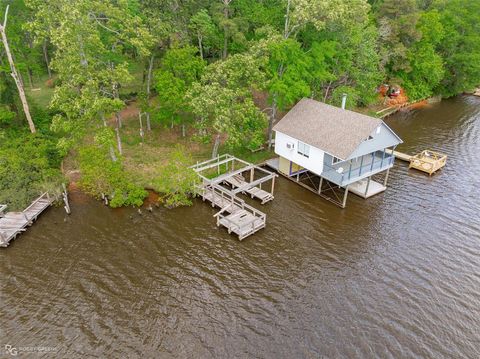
[26,74,54,110]
[118,107,275,191]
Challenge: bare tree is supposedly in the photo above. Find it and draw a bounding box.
[0,5,36,133]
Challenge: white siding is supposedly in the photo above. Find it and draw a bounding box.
[274,131,325,175]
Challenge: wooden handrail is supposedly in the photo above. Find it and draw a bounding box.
[22,192,49,213]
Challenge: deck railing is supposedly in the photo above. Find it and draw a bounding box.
[197,184,266,233]
[322,153,395,186]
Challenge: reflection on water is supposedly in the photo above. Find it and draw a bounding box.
[1,96,480,358]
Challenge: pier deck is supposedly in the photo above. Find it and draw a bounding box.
[198,184,267,240]
[0,192,54,247]
[192,155,275,240]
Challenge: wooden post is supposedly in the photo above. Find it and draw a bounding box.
[0,6,36,133]
[271,176,275,194]
[318,177,323,193]
[250,168,254,183]
[342,186,349,208]
[62,184,71,214]
[383,168,390,187]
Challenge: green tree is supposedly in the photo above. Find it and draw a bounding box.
[154,45,206,136]
[377,0,421,75]
[189,9,216,60]
[435,0,480,96]
[187,52,267,154]
[399,10,445,100]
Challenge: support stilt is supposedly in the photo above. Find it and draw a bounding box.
[342,186,349,208]
[365,176,371,197]
[384,168,390,187]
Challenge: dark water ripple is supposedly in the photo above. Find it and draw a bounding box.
[1,96,480,358]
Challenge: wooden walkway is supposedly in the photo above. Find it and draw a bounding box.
[0,192,54,247]
[385,148,412,162]
[224,174,274,204]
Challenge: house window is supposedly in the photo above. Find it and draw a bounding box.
[297,141,310,158]
[332,156,342,165]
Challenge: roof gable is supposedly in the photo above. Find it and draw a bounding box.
[273,98,390,159]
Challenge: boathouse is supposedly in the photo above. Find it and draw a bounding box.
[270,98,403,207]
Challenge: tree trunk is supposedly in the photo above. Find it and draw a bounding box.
[146,54,154,96]
[115,118,123,156]
[27,67,34,89]
[144,54,154,131]
[42,40,52,79]
[212,134,220,158]
[146,112,151,131]
[102,113,117,162]
[222,3,229,59]
[198,35,204,60]
[324,81,332,102]
[0,6,36,133]
[267,96,277,150]
[182,123,186,137]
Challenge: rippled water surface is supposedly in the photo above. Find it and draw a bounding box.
[1,96,480,358]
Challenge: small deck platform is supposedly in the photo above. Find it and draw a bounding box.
[0,193,54,247]
[386,148,447,175]
[409,150,447,175]
[348,179,386,199]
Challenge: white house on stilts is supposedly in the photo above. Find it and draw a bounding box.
[267,97,403,208]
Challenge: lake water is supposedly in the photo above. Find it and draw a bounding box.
[1,96,480,358]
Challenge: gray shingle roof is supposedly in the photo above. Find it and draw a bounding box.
[273,98,382,159]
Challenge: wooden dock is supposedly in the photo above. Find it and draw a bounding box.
[386,148,447,175]
[199,184,266,240]
[191,155,276,240]
[0,192,54,247]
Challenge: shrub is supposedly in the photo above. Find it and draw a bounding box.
[153,146,198,208]
[78,145,147,208]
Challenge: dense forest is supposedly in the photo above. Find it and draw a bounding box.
[0,0,479,209]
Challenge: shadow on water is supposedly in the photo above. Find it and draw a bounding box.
[1,96,480,358]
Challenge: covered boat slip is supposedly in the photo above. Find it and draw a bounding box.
[0,192,54,247]
[265,157,391,208]
[191,154,277,204]
[191,154,277,240]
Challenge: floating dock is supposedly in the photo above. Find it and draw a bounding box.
[191,154,277,240]
[409,150,447,175]
[0,192,54,247]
